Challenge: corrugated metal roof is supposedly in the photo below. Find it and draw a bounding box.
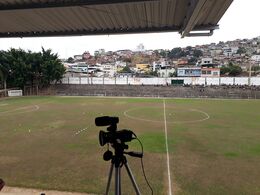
[0,0,233,38]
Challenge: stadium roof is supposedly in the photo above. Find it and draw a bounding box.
[0,0,233,38]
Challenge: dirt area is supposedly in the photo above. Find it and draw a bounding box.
[1,186,94,195]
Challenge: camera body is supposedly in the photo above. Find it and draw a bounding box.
[95,116,135,146]
[99,129,134,146]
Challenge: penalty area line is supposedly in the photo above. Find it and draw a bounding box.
[163,99,172,195]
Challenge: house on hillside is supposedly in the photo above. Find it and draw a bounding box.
[177,67,201,77]
[177,58,189,66]
[201,66,220,77]
[101,63,117,77]
[251,55,260,62]
[198,59,220,77]
[152,59,170,71]
[74,55,83,61]
[136,63,150,73]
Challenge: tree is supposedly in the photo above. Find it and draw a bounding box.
[252,66,260,72]
[229,65,242,76]
[158,50,170,58]
[40,48,65,86]
[169,47,183,59]
[0,48,65,89]
[5,48,31,88]
[220,66,230,75]
[186,46,192,51]
[0,51,10,94]
[188,57,197,64]
[220,62,242,76]
[237,47,247,54]
[193,49,203,58]
[168,72,176,77]
[121,66,132,73]
[67,57,74,63]
[147,71,158,77]
[169,47,190,59]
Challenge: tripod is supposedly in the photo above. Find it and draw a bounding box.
[104,143,141,195]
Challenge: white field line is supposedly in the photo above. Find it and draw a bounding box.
[124,107,210,124]
[163,99,172,195]
[74,127,88,136]
[0,101,55,116]
[0,105,40,116]
[124,108,161,123]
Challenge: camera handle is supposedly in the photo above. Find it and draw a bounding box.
[105,155,141,195]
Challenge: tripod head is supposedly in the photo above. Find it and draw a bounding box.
[95,116,143,165]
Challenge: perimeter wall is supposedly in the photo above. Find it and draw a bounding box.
[61,77,260,86]
[45,84,260,99]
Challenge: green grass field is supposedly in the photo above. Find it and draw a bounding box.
[0,96,260,195]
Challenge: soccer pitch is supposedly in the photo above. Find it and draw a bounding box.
[0,96,259,195]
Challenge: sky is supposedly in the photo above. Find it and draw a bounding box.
[0,0,259,59]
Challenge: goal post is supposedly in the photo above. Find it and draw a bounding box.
[8,90,23,97]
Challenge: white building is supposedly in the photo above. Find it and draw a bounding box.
[251,55,260,62]
[101,63,117,77]
[152,59,170,71]
[201,57,213,65]
[69,62,88,72]
[115,61,127,67]
[136,43,145,52]
[158,68,175,78]
[74,55,83,61]
[223,47,232,57]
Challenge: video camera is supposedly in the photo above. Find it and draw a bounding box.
[95,116,150,195]
[95,116,143,161]
[95,116,136,146]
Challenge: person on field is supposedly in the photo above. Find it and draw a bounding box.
[0,178,5,191]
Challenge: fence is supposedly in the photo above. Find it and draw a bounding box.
[61,77,260,86]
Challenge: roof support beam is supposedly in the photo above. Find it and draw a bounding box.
[0,26,180,38]
[0,0,158,11]
[181,0,214,38]
[186,29,213,37]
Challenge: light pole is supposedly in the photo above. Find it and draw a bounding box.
[249,62,252,86]
[165,50,168,85]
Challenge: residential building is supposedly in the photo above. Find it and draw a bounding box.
[223,47,232,57]
[177,58,189,66]
[152,59,169,71]
[136,64,150,72]
[251,55,260,62]
[201,67,220,77]
[83,51,91,60]
[74,55,83,61]
[158,68,175,78]
[69,62,88,73]
[177,67,201,77]
[101,63,116,77]
[136,43,145,52]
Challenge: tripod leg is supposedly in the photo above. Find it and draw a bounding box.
[105,163,114,195]
[115,167,121,195]
[124,162,141,195]
[118,167,121,194]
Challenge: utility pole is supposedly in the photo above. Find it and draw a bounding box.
[165,50,168,85]
[249,62,252,86]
